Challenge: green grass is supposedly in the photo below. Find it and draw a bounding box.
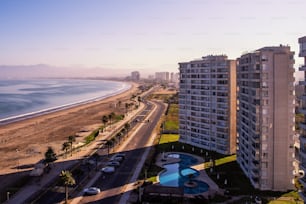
[164,104,179,131]
[159,134,179,144]
[84,129,99,144]
[215,155,237,166]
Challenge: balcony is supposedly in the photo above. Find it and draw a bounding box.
[300,123,306,130]
[299,81,306,86]
[299,65,306,71]
[300,162,306,172]
[299,50,306,57]
[300,95,306,101]
[299,191,306,203]
[300,136,306,144]
[299,108,306,115]
[299,176,306,187]
[300,148,306,158]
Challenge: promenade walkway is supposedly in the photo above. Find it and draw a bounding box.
[5,102,145,204]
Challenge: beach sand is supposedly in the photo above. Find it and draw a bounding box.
[0,82,139,175]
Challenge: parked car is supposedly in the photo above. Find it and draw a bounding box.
[101,166,115,173]
[106,161,120,167]
[83,187,101,195]
[110,155,124,162]
[115,153,126,158]
[255,196,262,204]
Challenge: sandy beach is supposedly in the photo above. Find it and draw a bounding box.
[0,82,139,175]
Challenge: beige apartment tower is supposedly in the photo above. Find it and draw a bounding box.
[237,46,295,191]
[179,55,237,155]
[298,36,306,200]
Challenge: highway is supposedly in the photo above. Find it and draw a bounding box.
[33,99,165,204]
[79,100,166,204]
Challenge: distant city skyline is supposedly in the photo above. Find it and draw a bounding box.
[1,0,306,76]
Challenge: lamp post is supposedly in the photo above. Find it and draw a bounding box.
[7,192,10,201]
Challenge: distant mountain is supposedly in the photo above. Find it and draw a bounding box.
[0,64,131,79]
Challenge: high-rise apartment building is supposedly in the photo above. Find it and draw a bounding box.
[237,46,295,191]
[131,71,140,81]
[155,72,170,82]
[179,55,237,155]
[298,36,306,200]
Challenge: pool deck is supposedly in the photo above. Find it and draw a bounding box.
[155,152,223,199]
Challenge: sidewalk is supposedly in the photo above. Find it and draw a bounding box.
[5,102,145,204]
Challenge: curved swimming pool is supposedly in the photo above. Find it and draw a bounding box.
[159,153,209,194]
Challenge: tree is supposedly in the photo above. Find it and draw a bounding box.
[92,153,99,171]
[106,140,113,157]
[44,146,57,164]
[60,170,76,204]
[108,112,115,128]
[124,123,131,137]
[68,135,76,157]
[102,115,108,128]
[137,96,142,105]
[62,142,70,157]
[118,100,122,108]
[125,103,129,114]
[116,132,122,144]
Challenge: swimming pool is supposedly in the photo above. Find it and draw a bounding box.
[158,153,209,194]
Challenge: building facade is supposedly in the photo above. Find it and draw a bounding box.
[131,71,140,81]
[155,72,170,82]
[179,55,237,155]
[237,46,295,191]
[298,36,306,200]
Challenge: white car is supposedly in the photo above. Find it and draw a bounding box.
[101,166,115,173]
[106,161,120,167]
[110,155,124,162]
[116,153,126,158]
[83,187,101,195]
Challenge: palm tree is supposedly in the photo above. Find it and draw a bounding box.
[92,153,99,171]
[60,170,76,204]
[44,146,57,165]
[108,112,115,128]
[116,132,122,144]
[106,140,113,157]
[62,142,70,157]
[68,135,76,157]
[102,115,108,128]
[137,96,142,106]
[125,103,129,114]
[124,123,130,137]
[118,100,122,108]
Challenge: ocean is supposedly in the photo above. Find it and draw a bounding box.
[0,79,130,123]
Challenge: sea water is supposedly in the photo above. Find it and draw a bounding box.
[0,79,130,123]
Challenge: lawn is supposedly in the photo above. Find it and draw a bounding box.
[164,104,179,131]
[159,134,179,144]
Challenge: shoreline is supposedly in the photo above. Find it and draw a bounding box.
[0,82,138,175]
[0,80,131,126]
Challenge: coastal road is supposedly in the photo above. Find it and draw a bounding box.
[31,101,152,204]
[79,100,166,204]
[33,100,165,204]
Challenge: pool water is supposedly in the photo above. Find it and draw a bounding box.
[159,153,209,194]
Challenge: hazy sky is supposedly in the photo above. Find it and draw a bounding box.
[1,0,306,74]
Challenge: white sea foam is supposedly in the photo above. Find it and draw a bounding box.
[0,79,131,125]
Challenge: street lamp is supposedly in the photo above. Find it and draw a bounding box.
[7,192,10,201]
[16,148,19,172]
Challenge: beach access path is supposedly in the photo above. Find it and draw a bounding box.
[5,101,145,204]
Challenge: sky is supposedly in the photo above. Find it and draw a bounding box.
[1,0,306,76]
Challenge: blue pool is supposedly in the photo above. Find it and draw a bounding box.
[159,153,209,194]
